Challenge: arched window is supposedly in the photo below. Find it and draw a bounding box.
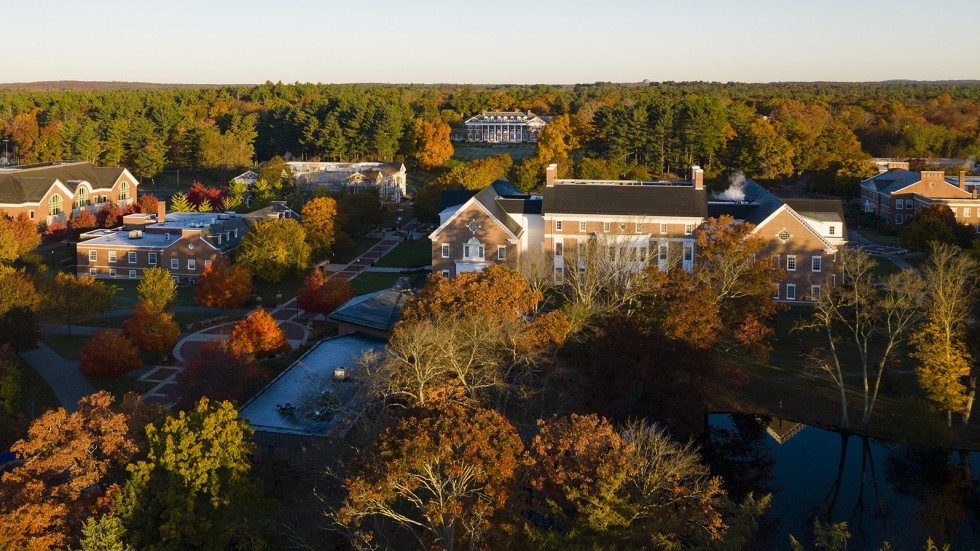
[118,181,129,201]
[49,195,63,216]
[74,188,88,209]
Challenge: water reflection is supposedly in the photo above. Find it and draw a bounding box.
[703,414,980,549]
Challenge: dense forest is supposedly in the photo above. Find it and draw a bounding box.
[2,81,979,191]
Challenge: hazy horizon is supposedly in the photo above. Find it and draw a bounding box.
[4,0,980,84]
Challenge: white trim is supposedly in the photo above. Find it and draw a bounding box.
[428,196,521,242]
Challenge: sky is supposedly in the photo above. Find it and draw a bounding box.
[4,0,980,84]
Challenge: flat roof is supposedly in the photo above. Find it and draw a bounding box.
[79,229,182,249]
[239,334,385,438]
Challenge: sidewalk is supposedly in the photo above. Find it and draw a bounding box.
[20,343,95,412]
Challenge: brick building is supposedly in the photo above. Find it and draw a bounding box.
[0,161,138,225]
[861,162,980,229]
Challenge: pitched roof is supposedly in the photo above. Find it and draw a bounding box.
[472,179,526,237]
[860,168,922,194]
[0,162,128,203]
[439,189,477,211]
[542,183,707,217]
[783,198,846,223]
[328,280,414,332]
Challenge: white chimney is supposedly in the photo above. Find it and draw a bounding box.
[691,166,704,190]
[545,163,558,187]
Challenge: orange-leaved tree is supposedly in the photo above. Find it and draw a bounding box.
[123,301,181,359]
[414,117,454,170]
[0,212,40,264]
[403,263,544,324]
[228,308,288,358]
[339,401,524,550]
[79,330,143,378]
[177,340,267,407]
[301,196,339,262]
[296,268,354,315]
[195,259,253,309]
[0,392,144,550]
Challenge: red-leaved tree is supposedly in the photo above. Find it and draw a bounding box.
[122,301,180,359]
[296,269,355,315]
[195,259,253,309]
[79,330,143,378]
[96,203,123,228]
[228,309,288,358]
[176,340,270,407]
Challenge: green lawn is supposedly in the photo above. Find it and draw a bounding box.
[375,239,432,268]
[852,228,903,247]
[335,237,381,264]
[383,206,414,229]
[869,256,902,280]
[349,272,404,295]
[451,143,537,163]
[252,270,309,309]
[41,334,91,361]
[109,279,199,311]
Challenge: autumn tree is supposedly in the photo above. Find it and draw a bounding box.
[338,402,524,550]
[186,182,225,212]
[95,202,124,228]
[228,308,288,358]
[80,330,143,378]
[435,154,513,190]
[236,218,310,283]
[195,259,253,309]
[117,398,256,551]
[300,196,338,261]
[414,117,454,170]
[912,242,978,426]
[122,302,180,360]
[70,208,98,236]
[0,213,40,264]
[258,154,294,193]
[404,263,543,323]
[45,273,117,334]
[137,266,177,312]
[0,267,42,351]
[514,114,579,190]
[176,340,267,406]
[296,268,354,315]
[167,192,194,213]
[0,392,143,550]
[137,193,159,215]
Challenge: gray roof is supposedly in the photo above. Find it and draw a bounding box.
[783,199,846,223]
[243,201,300,226]
[542,183,707,217]
[239,334,385,437]
[860,168,923,194]
[707,180,784,226]
[497,196,543,215]
[329,281,414,332]
[473,179,526,237]
[0,162,126,203]
[439,189,477,211]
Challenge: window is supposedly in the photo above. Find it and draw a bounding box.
[441,270,450,277]
[188,259,196,270]
[812,256,822,272]
[658,244,668,261]
[148,252,157,265]
[786,255,797,271]
[233,229,238,238]
[579,221,587,232]
[109,269,116,278]
[497,245,506,261]
[810,284,821,300]
[204,259,212,268]
[88,250,97,262]
[777,229,791,241]
[89,268,97,277]
[441,244,450,258]
[217,235,222,245]
[129,270,137,279]
[905,199,913,210]
[895,214,903,225]
[603,221,611,233]
[48,195,63,216]
[128,252,136,264]
[772,283,780,299]
[829,225,836,236]
[29,210,34,220]
[639,247,647,262]
[786,283,797,301]
[684,224,694,235]
[555,220,563,231]
[118,181,129,201]
[171,258,179,270]
[683,244,693,262]
[832,273,837,287]
[635,222,642,233]
[966,208,973,218]
[463,244,470,258]
[74,188,88,209]
[478,245,485,259]
[554,243,563,256]
[772,254,780,268]
[108,251,117,263]
[554,266,564,280]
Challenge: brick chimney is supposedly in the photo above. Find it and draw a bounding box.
[887,161,910,170]
[691,165,704,191]
[157,201,166,225]
[960,170,967,191]
[545,163,558,187]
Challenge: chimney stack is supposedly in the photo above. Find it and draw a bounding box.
[887,161,910,171]
[545,163,558,187]
[691,165,704,191]
[157,201,166,225]
[960,170,967,191]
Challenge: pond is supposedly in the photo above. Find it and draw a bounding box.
[704,414,980,550]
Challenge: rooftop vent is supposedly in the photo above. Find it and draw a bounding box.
[128,230,142,239]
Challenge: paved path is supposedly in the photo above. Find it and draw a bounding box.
[19,343,95,412]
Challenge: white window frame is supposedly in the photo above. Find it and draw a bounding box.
[29,210,34,220]
[171,258,179,270]
[497,245,506,261]
[555,220,563,232]
[684,224,694,235]
[905,199,913,210]
[660,223,668,235]
[108,251,117,263]
[658,243,668,261]
[441,244,450,258]
[812,256,822,272]
[554,266,564,280]
[188,259,196,270]
[128,251,137,264]
[683,244,693,262]
[828,225,836,236]
[554,242,563,256]
[148,252,157,265]
[478,244,485,259]
[966,208,973,218]
[895,214,903,225]
[89,268,97,277]
[786,255,797,272]
[109,268,116,278]
[441,270,450,277]
[88,250,97,262]
[635,222,642,233]
[772,283,779,299]
[579,221,587,233]
[204,259,212,268]
[129,269,137,279]
[603,221,611,233]
[811,284,821,300]
[786,283,797,301]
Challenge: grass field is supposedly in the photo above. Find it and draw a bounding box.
[335,238,381,264]
[852,227,903,247]
[109,279,199,311]
[375,239,431,268]
[41,334,90,361]
[252,270,308,309]
[451,143,537,163]
[349,270,429,295]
